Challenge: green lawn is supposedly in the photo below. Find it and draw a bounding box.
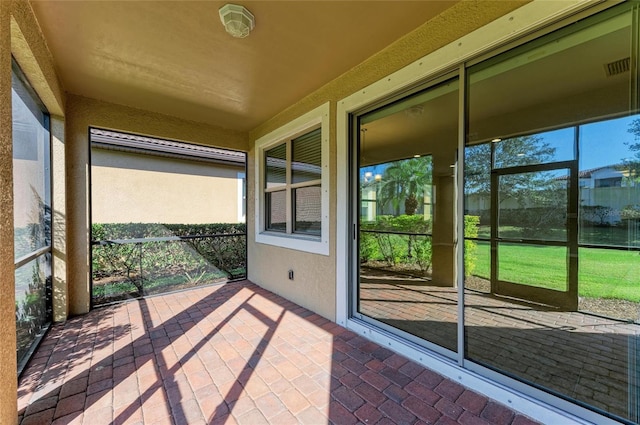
[473,241,640,302]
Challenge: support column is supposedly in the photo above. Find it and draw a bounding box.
[65,96,91,315]
[431,150,456,287]
[51,116,68,321]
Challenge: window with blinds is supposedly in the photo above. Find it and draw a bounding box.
[254,102,328,255]
[263,127,322,235]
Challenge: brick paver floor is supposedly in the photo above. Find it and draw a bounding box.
[359,268,638,421]
[18,280,539,425]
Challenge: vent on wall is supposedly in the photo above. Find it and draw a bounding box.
[604,57,630,77]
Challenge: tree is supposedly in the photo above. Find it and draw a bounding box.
[625,119,640,184]
[464,136,562,235]
[377,156,432,215]
[582,205,615,226]
[465,135,556,202]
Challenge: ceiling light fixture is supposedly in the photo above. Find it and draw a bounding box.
[405,105,424,119]
[219,4,255,38]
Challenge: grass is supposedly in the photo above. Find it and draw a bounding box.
[473,241,640,302]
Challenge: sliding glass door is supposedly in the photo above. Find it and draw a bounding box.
[351,2,640,423]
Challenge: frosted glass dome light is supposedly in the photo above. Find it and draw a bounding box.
[219,4,255,38]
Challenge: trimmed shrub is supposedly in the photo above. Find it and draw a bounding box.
[91,222,247,300]
[464,215,480,277]
[361,214,479,278]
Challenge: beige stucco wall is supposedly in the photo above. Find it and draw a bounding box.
[91,149,244,224]
[247,1,527,321]
[65,94,249,316]
[51,116,67,322]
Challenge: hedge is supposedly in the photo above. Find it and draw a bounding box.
[361,215,479,277]
[92,223,246,303]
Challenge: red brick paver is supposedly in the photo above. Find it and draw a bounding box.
[360,268,637,419]
[18,280,537,424]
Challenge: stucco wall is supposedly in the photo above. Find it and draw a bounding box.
[51,117,67,322]
[247,1,527,321]
[10,0,65,116]
[91,149,244,224]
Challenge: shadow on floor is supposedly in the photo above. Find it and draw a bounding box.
[17,280,541,425]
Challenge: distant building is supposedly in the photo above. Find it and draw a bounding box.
[91,129,246,225]
[577,164,634,188]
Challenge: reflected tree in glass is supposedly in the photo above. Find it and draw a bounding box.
[377,156,432,216]
[15,256,49,362]
[466,136,556,192]
[625,118,640,186]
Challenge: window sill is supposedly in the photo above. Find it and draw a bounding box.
[255,231,329,256]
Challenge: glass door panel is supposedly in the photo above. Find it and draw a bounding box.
[355,77,459,355]
[15,256,51,362]
[578,115,640,323]
[493,128,575,169]
[464,3,637,422]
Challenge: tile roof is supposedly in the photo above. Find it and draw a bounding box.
[90,128,246,165]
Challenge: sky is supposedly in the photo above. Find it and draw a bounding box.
[359,114,639,181]
[577,115,637,170]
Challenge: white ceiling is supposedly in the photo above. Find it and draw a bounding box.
[30,1,458,132]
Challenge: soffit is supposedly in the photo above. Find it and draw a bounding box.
[29,0,459,132]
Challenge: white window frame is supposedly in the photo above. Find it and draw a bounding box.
[254,102,330,255]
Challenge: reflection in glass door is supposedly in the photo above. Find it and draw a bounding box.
[492,165,577,309]
[346,2,640,422]
[354,76,459,355]
[463,4,640,421]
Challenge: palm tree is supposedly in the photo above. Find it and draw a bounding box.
[378,156,432,215]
